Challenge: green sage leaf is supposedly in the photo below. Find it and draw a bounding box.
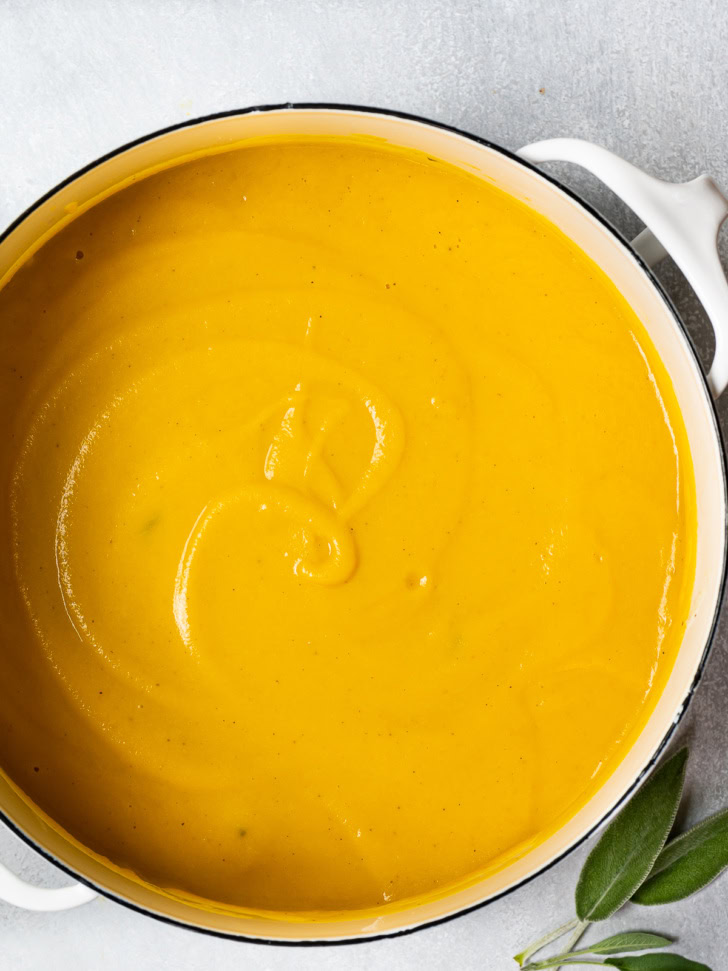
[575,748,688,921]
[605,954,711,970]
[632,807,728,905]
[581,932,672,954]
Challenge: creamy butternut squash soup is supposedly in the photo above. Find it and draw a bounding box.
[0,136,695,916]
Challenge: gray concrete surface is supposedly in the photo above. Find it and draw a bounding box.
[1,1,727,968]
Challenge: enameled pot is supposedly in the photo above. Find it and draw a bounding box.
[0,104,726,943]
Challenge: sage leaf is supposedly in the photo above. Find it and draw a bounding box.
[605,955,711,970]
[632,807,728,905]
[575,748,688,921]
[580,932,672,954]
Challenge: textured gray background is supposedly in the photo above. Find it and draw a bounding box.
[1,1,728,968]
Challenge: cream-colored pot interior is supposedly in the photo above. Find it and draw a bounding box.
[0,106,725,941]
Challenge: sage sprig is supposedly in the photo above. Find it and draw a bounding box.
[514,748,727,971]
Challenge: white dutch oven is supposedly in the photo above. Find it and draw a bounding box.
[0,105,726,943]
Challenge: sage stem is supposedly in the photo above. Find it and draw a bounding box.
[554,920,590,970]
[513,917,580,966]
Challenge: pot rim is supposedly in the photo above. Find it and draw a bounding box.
[1,101,726,946]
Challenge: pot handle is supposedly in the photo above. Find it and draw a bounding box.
[517,138,728,398]
[0,859,96,911]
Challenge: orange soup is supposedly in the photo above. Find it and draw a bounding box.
[0,137,695,915]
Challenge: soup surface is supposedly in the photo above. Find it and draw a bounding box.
[0,136,695,915]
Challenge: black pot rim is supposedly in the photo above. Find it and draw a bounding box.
[1,101,726,948]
